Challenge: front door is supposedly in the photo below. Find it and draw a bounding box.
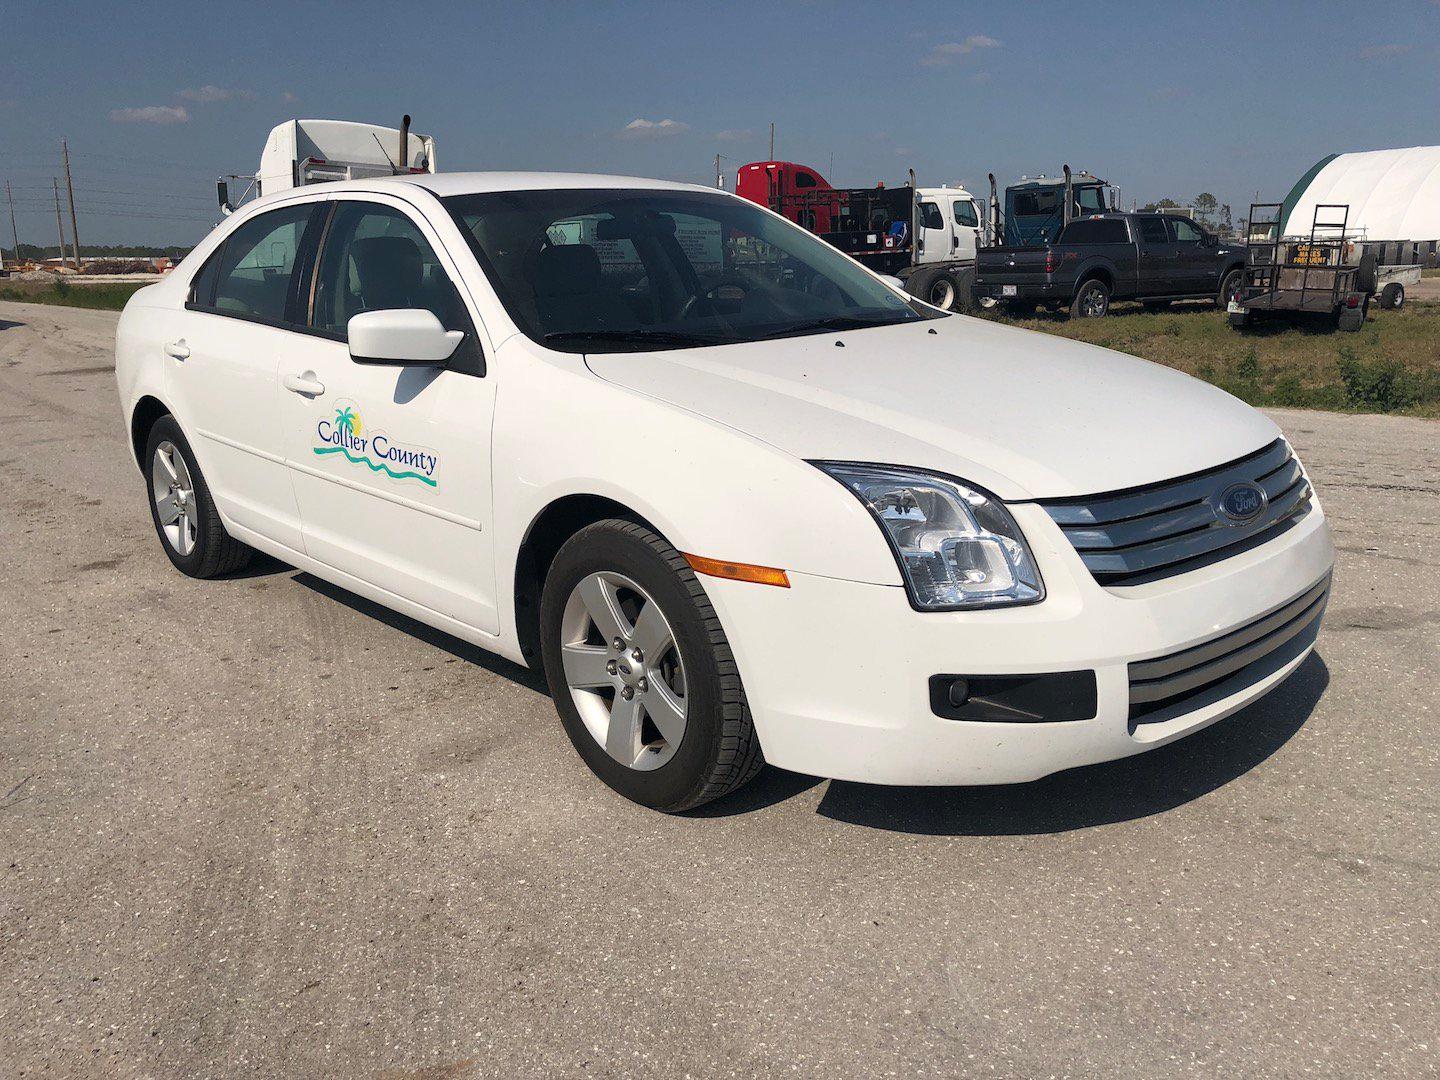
[278,196,499,635]
[917,199,950,265]
[950,196,980,262]
[1166,216,1214,294]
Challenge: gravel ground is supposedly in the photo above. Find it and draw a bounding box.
[1,300,1436,1078]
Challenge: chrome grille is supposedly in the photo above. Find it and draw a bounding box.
[1129,575,1330,724]
[1040,439,1312,585]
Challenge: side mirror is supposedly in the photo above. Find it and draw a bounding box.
[348,309,462,366]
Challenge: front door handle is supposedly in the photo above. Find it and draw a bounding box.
[283,373,326,397]
[164,340,190,360]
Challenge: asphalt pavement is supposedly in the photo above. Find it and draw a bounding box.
[2,300,1436,1078]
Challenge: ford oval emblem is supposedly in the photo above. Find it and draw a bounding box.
[1215,481,1268,525]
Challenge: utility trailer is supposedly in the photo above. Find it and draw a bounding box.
[1228,202,1395,332]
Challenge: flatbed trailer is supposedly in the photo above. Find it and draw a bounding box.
[1229,203,1372,331]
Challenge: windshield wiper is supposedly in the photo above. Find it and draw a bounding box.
[543,328,730,350]
[752,314,911,339]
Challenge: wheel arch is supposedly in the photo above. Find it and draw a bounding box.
[129,394,172,468]
[1074,262,1114,292]
[512,493,665,670]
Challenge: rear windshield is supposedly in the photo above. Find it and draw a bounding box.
[442,188,938,352]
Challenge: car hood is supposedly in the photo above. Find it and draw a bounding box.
[584,316,1280,501]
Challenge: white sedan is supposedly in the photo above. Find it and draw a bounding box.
[115,172,1335,810]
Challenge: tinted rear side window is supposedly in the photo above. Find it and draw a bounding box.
[1138,217,1169,245]
[209,203,315,324]
[1061,218,1129,244]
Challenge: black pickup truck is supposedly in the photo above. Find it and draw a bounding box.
[971,213,1246,318]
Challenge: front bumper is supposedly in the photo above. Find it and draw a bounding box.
[704,501,1335,786]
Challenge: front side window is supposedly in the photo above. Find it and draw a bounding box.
[952,200,979,228]
[208,203,315,323]
[443,188,934,352]
[1075,187,1106,214]
[1168,218,1204,244]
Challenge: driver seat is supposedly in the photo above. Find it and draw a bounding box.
[533,245,634,334]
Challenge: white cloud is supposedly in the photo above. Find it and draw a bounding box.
[1359,43,1411,60]
[715,128,753,142]
[179,84,253,103]
[618,117,690,140]
[109,105,190,124]
[920,35,1000,67]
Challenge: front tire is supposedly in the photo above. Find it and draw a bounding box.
[144,415,252,578]
[539,519,763,812]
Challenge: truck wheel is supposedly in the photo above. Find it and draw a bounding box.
[1379,283,1404,310]
[539,519,764,812]
[950,267,978,313]
[1217,268,1244,308]
[1070,279,1110,319]
[144,415,253,578]
[907,266,957,310]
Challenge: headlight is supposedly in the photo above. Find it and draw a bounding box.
[816,462,1044,610]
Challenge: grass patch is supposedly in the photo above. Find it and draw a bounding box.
[988,300,1440,417]
[1422,267,1440,278]
[0,279,148,311]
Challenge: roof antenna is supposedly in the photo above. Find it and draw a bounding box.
[371,132,397,173]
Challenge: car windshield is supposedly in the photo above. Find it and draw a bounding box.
[442,188,940,352]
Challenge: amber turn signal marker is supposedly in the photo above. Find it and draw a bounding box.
[683,553,790,588]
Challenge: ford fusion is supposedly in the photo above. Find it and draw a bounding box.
[115,173,1334,811]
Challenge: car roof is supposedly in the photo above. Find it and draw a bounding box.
[313,171,723,198]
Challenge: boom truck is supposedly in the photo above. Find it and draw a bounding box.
[734,160,1116,311]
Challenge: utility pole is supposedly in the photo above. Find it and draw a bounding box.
[53,179,69,267]
[3,181,17,269]
[62,139,81,269]
[769,122,775,160]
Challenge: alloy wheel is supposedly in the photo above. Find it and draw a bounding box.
[559,571,689,770]
[151,441,198,557]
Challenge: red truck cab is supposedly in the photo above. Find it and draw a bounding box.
[736,161,836,232]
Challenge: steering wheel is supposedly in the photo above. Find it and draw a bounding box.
[677,273,753,321]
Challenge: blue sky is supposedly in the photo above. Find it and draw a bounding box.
[4,0,1439,246]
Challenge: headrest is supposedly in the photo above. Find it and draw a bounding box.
[350,236,423,309]
[535,244,604,296]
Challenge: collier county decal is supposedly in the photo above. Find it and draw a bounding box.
[314,402,439,488]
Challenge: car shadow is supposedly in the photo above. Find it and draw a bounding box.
[259,559,1327,832]
[290,570,549,693]
[804,652,1329,836]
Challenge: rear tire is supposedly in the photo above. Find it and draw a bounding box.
[950,266,978,313]
[1070,278,1110,319]
[1379,282,1404,310]
[144,415,253,579]
[539,519,763,812]
[1217,267,1244,308]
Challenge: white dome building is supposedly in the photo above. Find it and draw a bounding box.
[1281,146,1440,251]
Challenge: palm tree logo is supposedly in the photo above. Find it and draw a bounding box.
[334,406,362,438]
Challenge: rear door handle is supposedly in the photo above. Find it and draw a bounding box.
[283,373,326,397]
[164,340,190,360]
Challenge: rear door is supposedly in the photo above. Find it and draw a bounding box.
[166,200,325,552]
[1135,215,1178,296]
[277,195,500,634]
